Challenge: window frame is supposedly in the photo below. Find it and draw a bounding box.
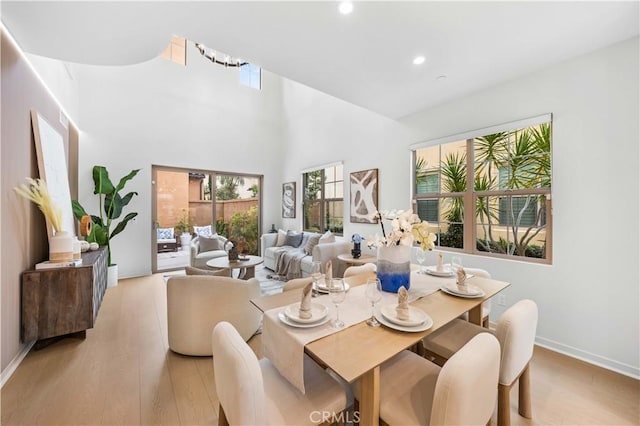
[302,162,344,235]
[410,114,552,264]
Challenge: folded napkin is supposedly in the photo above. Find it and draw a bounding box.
[456,267,468,291]
[395,286,410,321]
[325,260,333,282]
[299,283,313,319]
[436,252,444,272]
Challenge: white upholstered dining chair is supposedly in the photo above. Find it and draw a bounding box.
[282,276,313,292]
[343,263,376,278]
[212,322,349,426]
[422,299,538,426]
[364,333,500,425]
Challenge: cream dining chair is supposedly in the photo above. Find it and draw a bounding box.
[212,322,349,426]
[422,299,538,426]
[282,276,313,292]
[359,333,500,425]
[343,263,376,278]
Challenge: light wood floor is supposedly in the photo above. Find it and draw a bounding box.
[1,274,638,425]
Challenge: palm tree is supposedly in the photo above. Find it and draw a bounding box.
[503,126,551,256]
[216,176,245,200]
[474,132,508,244]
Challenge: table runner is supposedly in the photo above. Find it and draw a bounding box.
[262,270,455,393]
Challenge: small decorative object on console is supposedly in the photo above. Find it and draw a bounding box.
[351,233,364,259]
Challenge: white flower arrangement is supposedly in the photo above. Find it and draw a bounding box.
[367,209,436,251]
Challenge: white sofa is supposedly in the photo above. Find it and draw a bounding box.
[260,232,350,278]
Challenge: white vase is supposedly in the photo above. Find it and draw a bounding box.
[377,244,411,293]
[49,230,74,263]
[72,237,82,260]
[180,233,192,251]
[107,264,118,288]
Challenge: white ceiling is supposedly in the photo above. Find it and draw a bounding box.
[2,1,638,119]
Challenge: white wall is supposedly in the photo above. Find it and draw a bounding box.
[72,56,286,277]
[280,37,639,377]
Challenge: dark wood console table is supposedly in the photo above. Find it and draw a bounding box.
[21,246,108,345]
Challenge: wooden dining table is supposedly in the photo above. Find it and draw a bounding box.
[251,271,510,426]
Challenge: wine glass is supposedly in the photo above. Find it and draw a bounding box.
[451,256,462,276]
[310,261,323,297]
[365,278,382,327]
[329,279,346,329]
[415,248,427,274]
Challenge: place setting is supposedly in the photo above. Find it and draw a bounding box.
[310,260,350,295]
[367,281,433,332]
[440,267,485,299]
[278,282,332,328]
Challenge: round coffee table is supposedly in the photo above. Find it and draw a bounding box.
[206,255,263,280]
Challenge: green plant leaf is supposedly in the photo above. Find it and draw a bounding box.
[71,200,87,220]
[110,212,137,240]
[89,223,108,246]
[114,169,141,193]
[93,166,115,195]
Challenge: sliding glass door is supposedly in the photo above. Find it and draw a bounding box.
[152,166,262,273]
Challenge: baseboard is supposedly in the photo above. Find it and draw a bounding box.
[535,336,639,380]
[488,321,638,379]
[1,340,35,388]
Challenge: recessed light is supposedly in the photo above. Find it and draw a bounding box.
[413,56,426,65]
[436,75,448,81]
[339,1,353,15]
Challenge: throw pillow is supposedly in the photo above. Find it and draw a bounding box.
[304,233,321,255]
[275,229,287,247]
[283,230,304,247]
[157,227,174,240]
[194,225,213,237]
[199,234,222,252]
[319,230,335,244]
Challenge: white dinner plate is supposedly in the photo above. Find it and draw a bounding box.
[316,282,351,293]
[440,284,485,299]
[380,304,429,327]
[284,302,329,324]
[425,266,455,277]
[278,310,331,328]
[374,308,433,332]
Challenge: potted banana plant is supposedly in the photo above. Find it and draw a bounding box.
[72,165,140,287]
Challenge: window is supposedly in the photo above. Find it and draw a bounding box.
[240,63,261,90]
[412,114,552,263]
[303,164,344,235]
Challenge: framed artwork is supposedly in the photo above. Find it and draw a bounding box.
[282,182,296,218]
[350,168,378,223]
[31,110,76,239]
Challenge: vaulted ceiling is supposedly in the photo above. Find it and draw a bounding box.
[2,1,638,118]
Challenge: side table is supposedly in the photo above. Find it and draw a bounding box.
[337,253,377,267]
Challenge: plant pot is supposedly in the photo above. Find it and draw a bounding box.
[180,233,192,251]
[107,264,118,288]
[377,245,411,293]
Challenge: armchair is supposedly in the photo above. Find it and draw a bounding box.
[167,275,262,356]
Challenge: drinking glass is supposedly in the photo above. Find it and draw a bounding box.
[310,261,323,297]
[415,248,427,274]
[365,278,382,327]
[451,256,462,275]
[329,279,346,329]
